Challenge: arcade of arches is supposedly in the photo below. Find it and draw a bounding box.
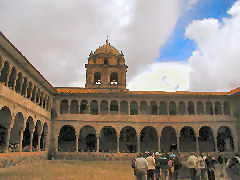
[57,124,236,153]
[0,106,49,152]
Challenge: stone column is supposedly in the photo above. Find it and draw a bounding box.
[5,127,11,152]
[18,78,23,94]
[40,93,44,108]
[24,83,29,97]
[37,133,41,151]
[158,135,161,152]
[96,134,100,152]
[29,131,33,151]
[194,102,197,115]
[5,68,11,87]
[19,129,24,152]
[137,136,140,152]
[75,134,79,152]
[214,134,218,152]
[117,133,120,153]
[12,75,17,91]
[177,134,180,152]
[196,135,199,153]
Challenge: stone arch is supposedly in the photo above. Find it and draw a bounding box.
[217,126,234,152]
[120,101,128,115]
[110,72,118,84]
[22,116,34,150]
[100,100,108,115]
[160,126,177,152]
[130,101,138,115]
[31,85,37,102]
[150,101,158,115]
[187,101,195,115]
[214,102,222,115]
[15,72,23,93]
[58,125,76,152]
[179,126,196,152]
[94,72,101,84]
[26,81,33,99]
[36,88,41,104]
[223,102,231,115]
[90,100,98,115]
[110,100,118,115]
[140,101,148,115]
[140,126,158,152]
[39,91,43,107]
[206,101,213,115]
[197,101,204,115]
[119,126,137,153]
[178,101,186,115]
[159,101,167,115]
[99,126,117,152]
[0,61,10,85]
[32,120,42,151]
[198,126,215,152]
[8,67,17,89]
[169,101,177,115]
[60,99,69,114]
[79,125,96,152]
[9,112,25,150]
[80,100,88,114]
[70,100,78,114]
[0,106,12,151]
[40,122,48,150]
[21,77,28,96]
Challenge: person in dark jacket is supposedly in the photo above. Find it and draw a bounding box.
[160,153,170,180]
[173,154,182,180]
[205,154,216,180]
[155,152,161,180]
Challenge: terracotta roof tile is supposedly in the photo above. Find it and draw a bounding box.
[55,87,229,96]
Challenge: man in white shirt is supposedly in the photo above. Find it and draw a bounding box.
[187,153,198,180]
[135,152,149,180]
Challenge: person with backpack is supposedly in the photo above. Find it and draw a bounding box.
[173,153,182,180]
[205,154,216,180]
[160,153,170,180]
[146,152,155,180]
[154,152,161,180]
[196,153,206,180]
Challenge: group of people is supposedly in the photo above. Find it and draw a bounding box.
[187,153,240,180]
[132,151,240,180]
[132,151,182,180]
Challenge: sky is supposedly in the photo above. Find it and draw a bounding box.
[0,0,239,92]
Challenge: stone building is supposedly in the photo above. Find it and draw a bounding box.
[0,32,240,156]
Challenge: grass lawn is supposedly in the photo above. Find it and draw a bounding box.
[0,160,135,180]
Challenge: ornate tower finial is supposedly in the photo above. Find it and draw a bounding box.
[106,35,109,45]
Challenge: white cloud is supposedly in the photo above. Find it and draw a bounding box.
[127,62,191,91]
[186,0,240,91]
[0,0,180,87]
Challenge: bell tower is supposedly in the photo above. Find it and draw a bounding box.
[85,39,128,89]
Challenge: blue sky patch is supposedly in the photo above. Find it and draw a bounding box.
[158,0,237,62]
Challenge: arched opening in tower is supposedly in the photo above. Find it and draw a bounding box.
[99,126,117,152]
[110,72,118,85]
[58,125,76,152]
[94,72,101,84]
[119,126,137,153]
[79,125,96,152]
[140,126,158,152]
